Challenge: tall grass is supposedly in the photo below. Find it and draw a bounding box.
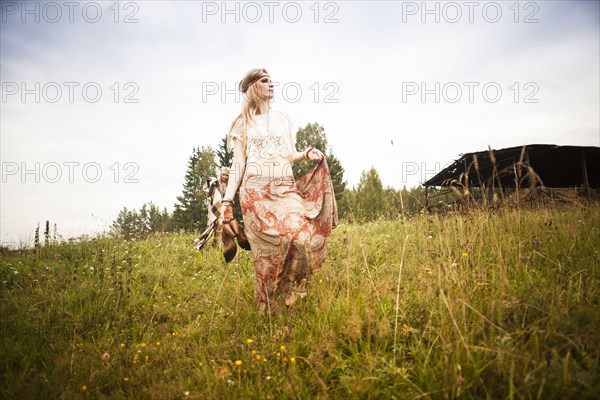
[1,204,599,399]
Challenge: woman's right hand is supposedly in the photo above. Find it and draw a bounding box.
[221,204,233,223]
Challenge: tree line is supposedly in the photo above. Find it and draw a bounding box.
[110,123,430,240]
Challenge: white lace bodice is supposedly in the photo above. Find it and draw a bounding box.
[229,109,296,164]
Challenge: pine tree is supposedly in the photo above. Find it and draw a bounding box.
[171,146,217,232]
[111,207,136,240]
[112,202,171,239]
[34,224,40,249]
[145,203,170,233]
[53,223,58,244]
[292,123,347,207]
[44,220,50,246]
[216,135,233,169]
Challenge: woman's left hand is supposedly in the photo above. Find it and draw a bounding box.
[305,147,324,161]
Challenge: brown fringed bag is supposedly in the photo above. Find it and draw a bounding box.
[221,219,251,262]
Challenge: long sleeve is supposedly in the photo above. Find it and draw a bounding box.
[224,136,246,200]
[286,112,305,164]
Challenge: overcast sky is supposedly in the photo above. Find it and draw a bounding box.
[1,0,599,246]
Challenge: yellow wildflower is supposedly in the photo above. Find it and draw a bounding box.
[235,360,242,366]
[81,385,87,392]
[246,339,254,344]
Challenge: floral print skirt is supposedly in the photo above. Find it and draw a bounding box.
[240,159,338,315]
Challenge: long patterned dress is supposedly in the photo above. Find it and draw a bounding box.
[229,109,338,315]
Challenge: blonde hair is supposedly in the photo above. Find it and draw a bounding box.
[227,68,271,150]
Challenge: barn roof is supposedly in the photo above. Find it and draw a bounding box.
[423,144,600,189]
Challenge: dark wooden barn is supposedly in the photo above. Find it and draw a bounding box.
[423,144,600,207]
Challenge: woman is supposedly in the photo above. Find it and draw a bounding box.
[206,167,229,249]
[221,68,338,315]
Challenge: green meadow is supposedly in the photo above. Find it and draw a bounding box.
[1,204,599,399]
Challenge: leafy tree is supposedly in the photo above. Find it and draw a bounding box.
[171,146,217,232]
[355,167,389,222]
[385,187,404,219]
[404,186,427,215]
[337,187,357,222]
[293,123,347,206]
[339,183,429,223]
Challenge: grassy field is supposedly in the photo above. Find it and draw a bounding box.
[1,204,599,399]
